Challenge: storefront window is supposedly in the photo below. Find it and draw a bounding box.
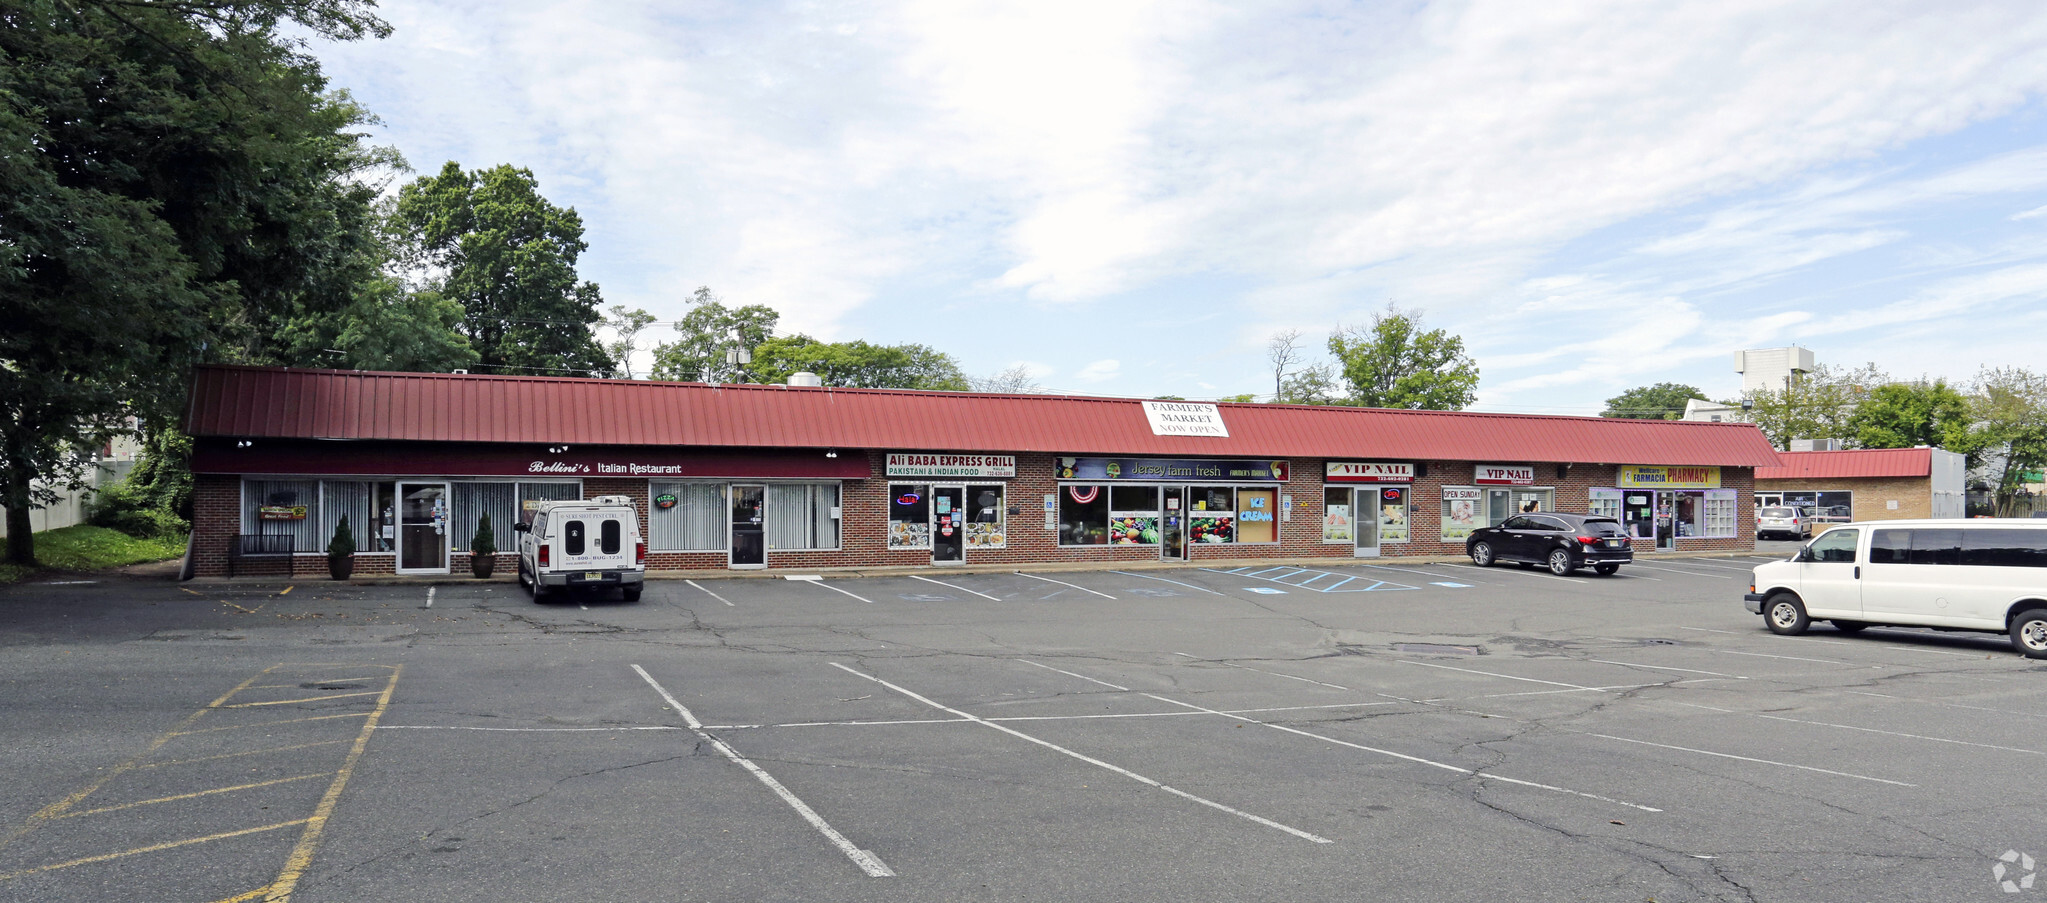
[1109,485,1160,545]
[649,482,725,551]
[1188,486,1234,514]
[1059,484,1110,546]
[889,483,933,550]
[1441,487,1482,542]
[1589,488,1622,522]
[769,483,840,551]
[321,481,395,553]
[1703,490,1737,538]
[519,481,582,524]
[1323,487,1353,544]
[1236,488,1278,543]
[1376,487,1410,543]
[1776,490,1854,523]
[965,484,1005,550]
[243,479,321,551]
[451,482,517,552]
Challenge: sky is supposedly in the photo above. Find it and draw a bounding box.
[312,0,2047,414]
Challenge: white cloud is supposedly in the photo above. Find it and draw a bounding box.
[1074,359,1122,383]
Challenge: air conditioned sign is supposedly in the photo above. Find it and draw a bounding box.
[1325,462,1414,483]
[1474,464,1535,485]
[1619,465,1721,489]
[1141,401,1229,437]
[886,454,1017,479]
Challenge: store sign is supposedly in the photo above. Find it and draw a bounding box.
[1474,464,1535,485]
[653,493,678,509]
[1058,457,1288,482]
[1325,462,1414,483]
[257,505,307,520]
[1619,465,1721,489]
[886,453,1017,478]
[1141,401,1229,437]
[528,460,691,476]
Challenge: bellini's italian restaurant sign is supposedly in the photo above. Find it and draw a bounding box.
[1059,457,1288,482]
[1325,462,1415,483]
[1142,401,1229,437]
[886,454,1018,479]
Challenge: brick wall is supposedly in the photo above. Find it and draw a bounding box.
[1757,476,1931,522]
[191,453,1756,576]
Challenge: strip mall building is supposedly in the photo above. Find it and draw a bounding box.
[184,366,1782,577]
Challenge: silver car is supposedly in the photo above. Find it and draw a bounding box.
[1754,505,1812,540]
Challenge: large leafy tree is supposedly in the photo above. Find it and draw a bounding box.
[648,288,780,383]
[743,336,971,390]
[1,0,391,564]
[1327,305,1480,410]
[1847,379,1972,450]
[392,163,613,377]
[1740,363,1885,448]
[274,277,481,373]
[1962,367,2047,517]
[1601,383,1708,419]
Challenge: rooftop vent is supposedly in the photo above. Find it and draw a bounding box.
[788,372,823,388]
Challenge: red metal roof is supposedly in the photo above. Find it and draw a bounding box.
[1755,448,1932,480]
[185,365,1784,466]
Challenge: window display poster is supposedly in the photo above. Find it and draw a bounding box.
[1378,487,1409,543]
[1324,504,1353,543]
[1442,487,1481,541]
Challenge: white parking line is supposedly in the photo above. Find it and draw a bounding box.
[787,576,875,604]
[1442,563,1584,584]
[1173,653,1349,690]
[1713,649,1853,665]
[911,574,1002,601]
[1626,563,1729,577]
[1142,693,1661,813]
[701,701,1400,731]
[379,725,685,732]
[1014,571,1116,600]
[632,665,894,878]
[1397,659,1626,692]
[1578,731,1915,787]
[1587,660,1748,679]
[686,579,736,607]
[1662,559,1752,572]
[1666,701,2045,756]
[829,662,1332,844]
[1018,659,1129,691]
[1112,571,1225,595]
[1359,563,1495,583]
[1677,626,1740,635]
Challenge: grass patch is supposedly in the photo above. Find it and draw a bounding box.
[0,525,187,583]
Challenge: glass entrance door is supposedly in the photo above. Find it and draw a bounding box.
[397,483,449,573]
[931,486,965,564]
[730,484,765,568]
[1353,488,1380,558]
[1160,487,1187,561]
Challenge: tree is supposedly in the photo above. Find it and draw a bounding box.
[392,163,613,377]
[1326,305,1480,410]
[1267,329,1304,400]
[1601,383,1708,420]
[743,337,971,390]
[971,365,1045,394]
[1215,394,1257,403]
[1,0,392,564]
[1277,364,1341,405]
[648,288,779,383]
[1740,363,1886,448]
[1962,367,2047,517]
[603,306,660,379]
[275,277,481,372]
[1847,380,1972,450]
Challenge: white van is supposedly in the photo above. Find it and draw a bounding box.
[515,496,646,602]
[1743,519,2047,658]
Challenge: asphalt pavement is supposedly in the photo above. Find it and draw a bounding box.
[1,550,2040,902]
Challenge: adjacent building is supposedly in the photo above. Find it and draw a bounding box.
[1754,447,1966,525]
[184,366,1783,577]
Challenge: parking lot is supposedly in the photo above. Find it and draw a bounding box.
[1,553,2041,902]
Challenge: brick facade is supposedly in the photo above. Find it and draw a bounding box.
[191,450,1756,576]
[1756,475,1932,523]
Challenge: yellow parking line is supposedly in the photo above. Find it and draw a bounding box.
[144,740,352,769]
[172,712,369,737]
[61,773,333,819]
[262,664,402,902]
[0,667,276,853]
[212,885,276,903]
[0,819,310,882]
[278,586,293,595]
[226,691,382,708]
[249,679,381,689]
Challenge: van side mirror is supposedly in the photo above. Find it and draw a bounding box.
[1793,546,1811,562]
[513,522,531,533]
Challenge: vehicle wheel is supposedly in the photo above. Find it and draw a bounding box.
[623,586,642,603]
[1469,542,1495,567]
[1765,592,1809,635]
[2011,608,2047,659]
[1594,563,1619,576]
[518,562,531,591]
[1830,619,1869,633]
[531,577,549,603]
[1547,548,1575,576]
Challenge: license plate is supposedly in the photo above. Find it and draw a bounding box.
[584,572,601,580]
[1606,539,1622,547]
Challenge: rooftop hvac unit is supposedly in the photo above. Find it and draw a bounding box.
[1789,438,1844,452]
[788,371,824,387]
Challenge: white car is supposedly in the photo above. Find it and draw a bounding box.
[1743,519,2047,658]
[1753,505,1811,541]
[515,496,646,602]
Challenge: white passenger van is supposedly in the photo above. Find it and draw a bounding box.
[1743,519,2047,658]
[515,496,645,602]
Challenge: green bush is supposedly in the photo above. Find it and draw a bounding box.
[472,512,495,557]
[328,515,356,560]
[86,477,189,540]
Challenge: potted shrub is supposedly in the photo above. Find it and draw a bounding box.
[471,513,496,578]
[327,515,355,580]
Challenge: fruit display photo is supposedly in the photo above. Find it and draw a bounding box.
[1189,516,1235,543]
[1108,516,1160,545]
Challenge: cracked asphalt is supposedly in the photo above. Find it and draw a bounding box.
[2,552,2043,902]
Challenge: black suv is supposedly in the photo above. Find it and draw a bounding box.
[1466,513,1633,576]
